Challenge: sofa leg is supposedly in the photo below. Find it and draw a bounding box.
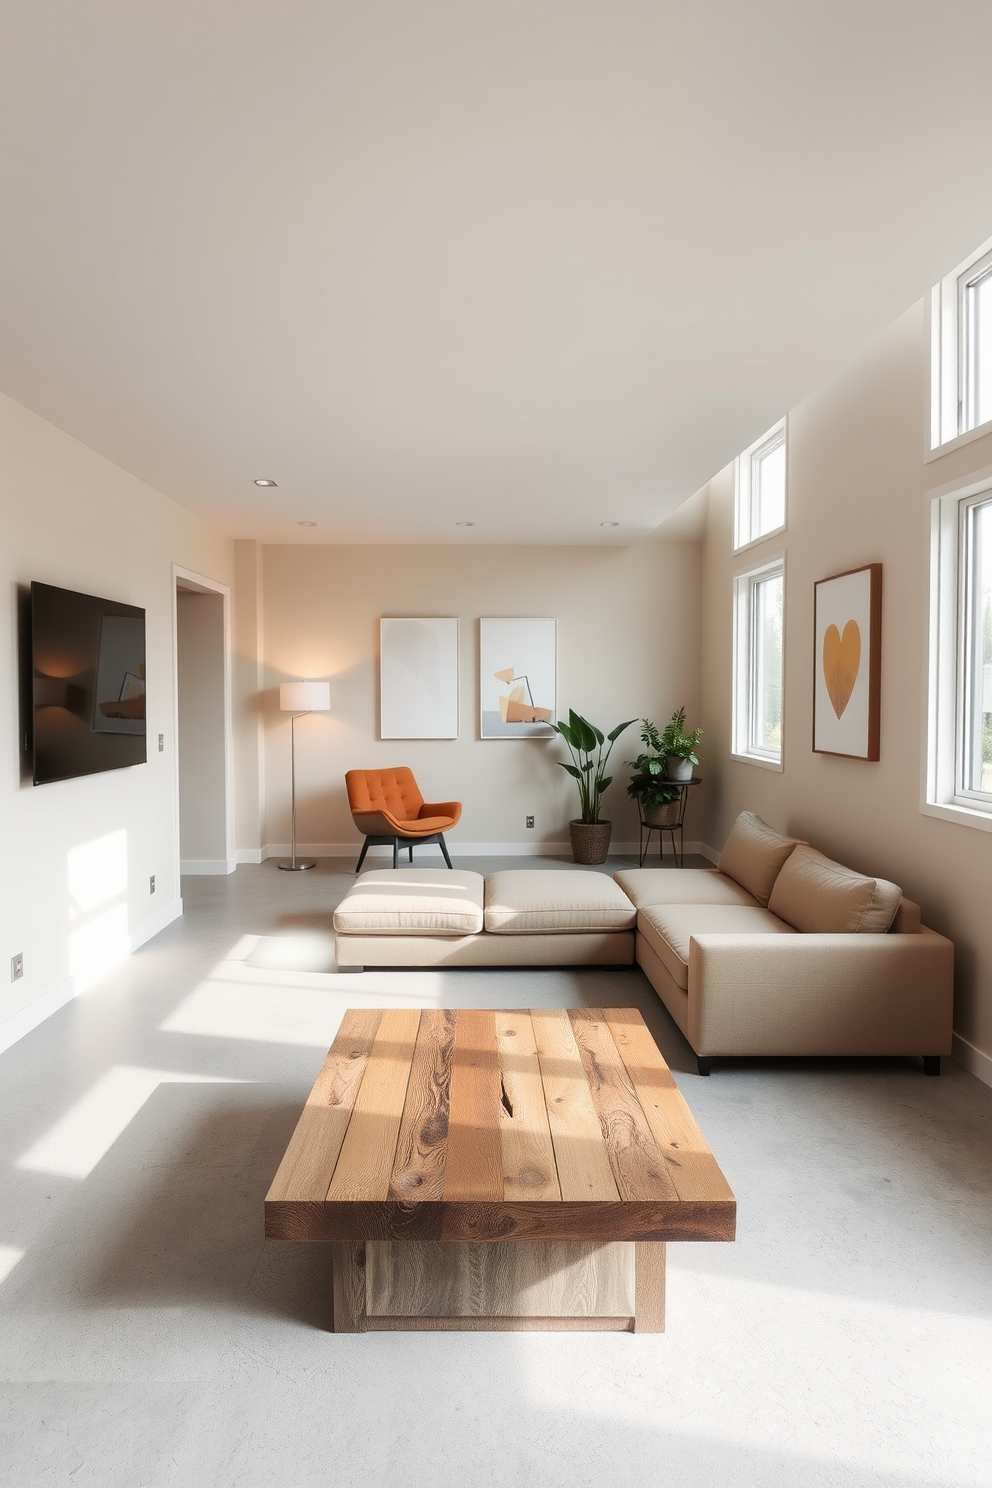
[696,1056,712,1076]
[923,1055,941,1077]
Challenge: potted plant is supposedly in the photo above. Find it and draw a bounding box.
[659,706,703,781]
[625,718,683,827]
[552,710,635,864]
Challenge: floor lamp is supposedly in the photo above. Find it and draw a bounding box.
[278,680,331,871]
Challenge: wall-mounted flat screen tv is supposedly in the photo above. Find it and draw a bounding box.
[30,582,147,785]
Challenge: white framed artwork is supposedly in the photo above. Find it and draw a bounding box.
[380,618,458,739]
[479,618,556,739]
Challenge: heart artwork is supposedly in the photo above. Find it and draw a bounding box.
[822,620,861,718]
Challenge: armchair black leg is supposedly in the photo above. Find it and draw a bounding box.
[392,838,399,868]
[923,1056,941,1076]
[696,1056,712,1076]
[438,834,453,869]
[355,838,371,873]
[409,843,414,863]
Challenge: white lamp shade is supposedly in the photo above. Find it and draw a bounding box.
[280,680,330,712]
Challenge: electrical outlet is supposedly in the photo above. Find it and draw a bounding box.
[158,734,164,752]
[11,952,23,982]
[525,815,535,829]
[149,875,156,895]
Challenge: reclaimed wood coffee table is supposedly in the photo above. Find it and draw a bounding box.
[265,1006,735,1333]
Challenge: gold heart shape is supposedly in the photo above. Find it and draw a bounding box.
[823,620,861,718]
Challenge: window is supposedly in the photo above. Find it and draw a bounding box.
[735,418,787,550]
[925,474,992,829]
[930,235,992,451]
[733,557,784,768]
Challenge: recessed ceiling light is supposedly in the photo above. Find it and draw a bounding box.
[297,520,317,527]
[600,521,619,527]
[254,478,278,487]
[455,521,475,527]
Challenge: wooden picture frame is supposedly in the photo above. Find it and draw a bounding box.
[813,563,881,760]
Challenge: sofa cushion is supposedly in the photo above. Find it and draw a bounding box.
[614,868,759,910]
[717,811,804,906]
[484,870,637,934]
[638,903,795,990]
[768,846,902,934]
[333,868,484,935]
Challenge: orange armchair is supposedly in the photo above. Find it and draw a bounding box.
[345,767,462,872]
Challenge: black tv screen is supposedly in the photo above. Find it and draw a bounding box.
[30,582,147,786]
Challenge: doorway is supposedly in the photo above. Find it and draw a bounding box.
[174,569,233,874]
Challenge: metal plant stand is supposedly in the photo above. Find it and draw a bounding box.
[637,778,701,868]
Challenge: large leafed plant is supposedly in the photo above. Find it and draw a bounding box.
[552,710,635,823]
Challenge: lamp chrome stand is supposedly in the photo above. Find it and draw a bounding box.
[278,711,316,871]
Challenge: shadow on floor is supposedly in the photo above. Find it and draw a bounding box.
[1,1085,336,1332]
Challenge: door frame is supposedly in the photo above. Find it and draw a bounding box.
[172,565,235,874]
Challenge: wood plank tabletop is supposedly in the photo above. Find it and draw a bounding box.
[265,1007,736,1245]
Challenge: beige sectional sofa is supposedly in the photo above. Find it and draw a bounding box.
[615,812,953,1075]
[331,813,954,1076]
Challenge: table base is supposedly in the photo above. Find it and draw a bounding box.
[331,1239,666,1334]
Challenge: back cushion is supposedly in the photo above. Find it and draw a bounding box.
[767,845,902,934]
[717,812,803,907]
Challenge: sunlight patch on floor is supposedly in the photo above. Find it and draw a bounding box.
[16,1066,246,1179]
[0,1246,25,1288]
[518,1270,992,1483]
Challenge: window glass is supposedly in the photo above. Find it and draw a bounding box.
[733,557,784,766]
[750,570,784,756]
[961,497,992,795]
[754,438,786,538]
[735,419,787,549]
[963,263,992,433]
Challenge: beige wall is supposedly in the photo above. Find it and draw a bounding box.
[0,391,233,1037]
[700,301,992,1068]
[253,541,703,855]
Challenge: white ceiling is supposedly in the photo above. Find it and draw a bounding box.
[2,3,992,546]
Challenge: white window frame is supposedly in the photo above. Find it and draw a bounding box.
[734,417,788,551]
[924,463,992,831]
[732,554,785,771]
[929,233,992,457]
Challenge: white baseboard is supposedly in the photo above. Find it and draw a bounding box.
[131,897,183,951]
[952,1032,992,1088]
[0,976,75,1056]
[699,841,719,865]
[260,839,708,860]
[180,858,237,876]
[236,848,264,865]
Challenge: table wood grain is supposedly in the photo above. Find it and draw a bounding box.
[266,1007,735,1246]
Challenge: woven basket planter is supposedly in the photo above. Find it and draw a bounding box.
[568,820,612,865]
[643,799,680,828]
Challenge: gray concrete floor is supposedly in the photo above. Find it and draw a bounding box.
[1,854,991,1488]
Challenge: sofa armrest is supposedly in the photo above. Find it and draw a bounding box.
[686,928,954,1058]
